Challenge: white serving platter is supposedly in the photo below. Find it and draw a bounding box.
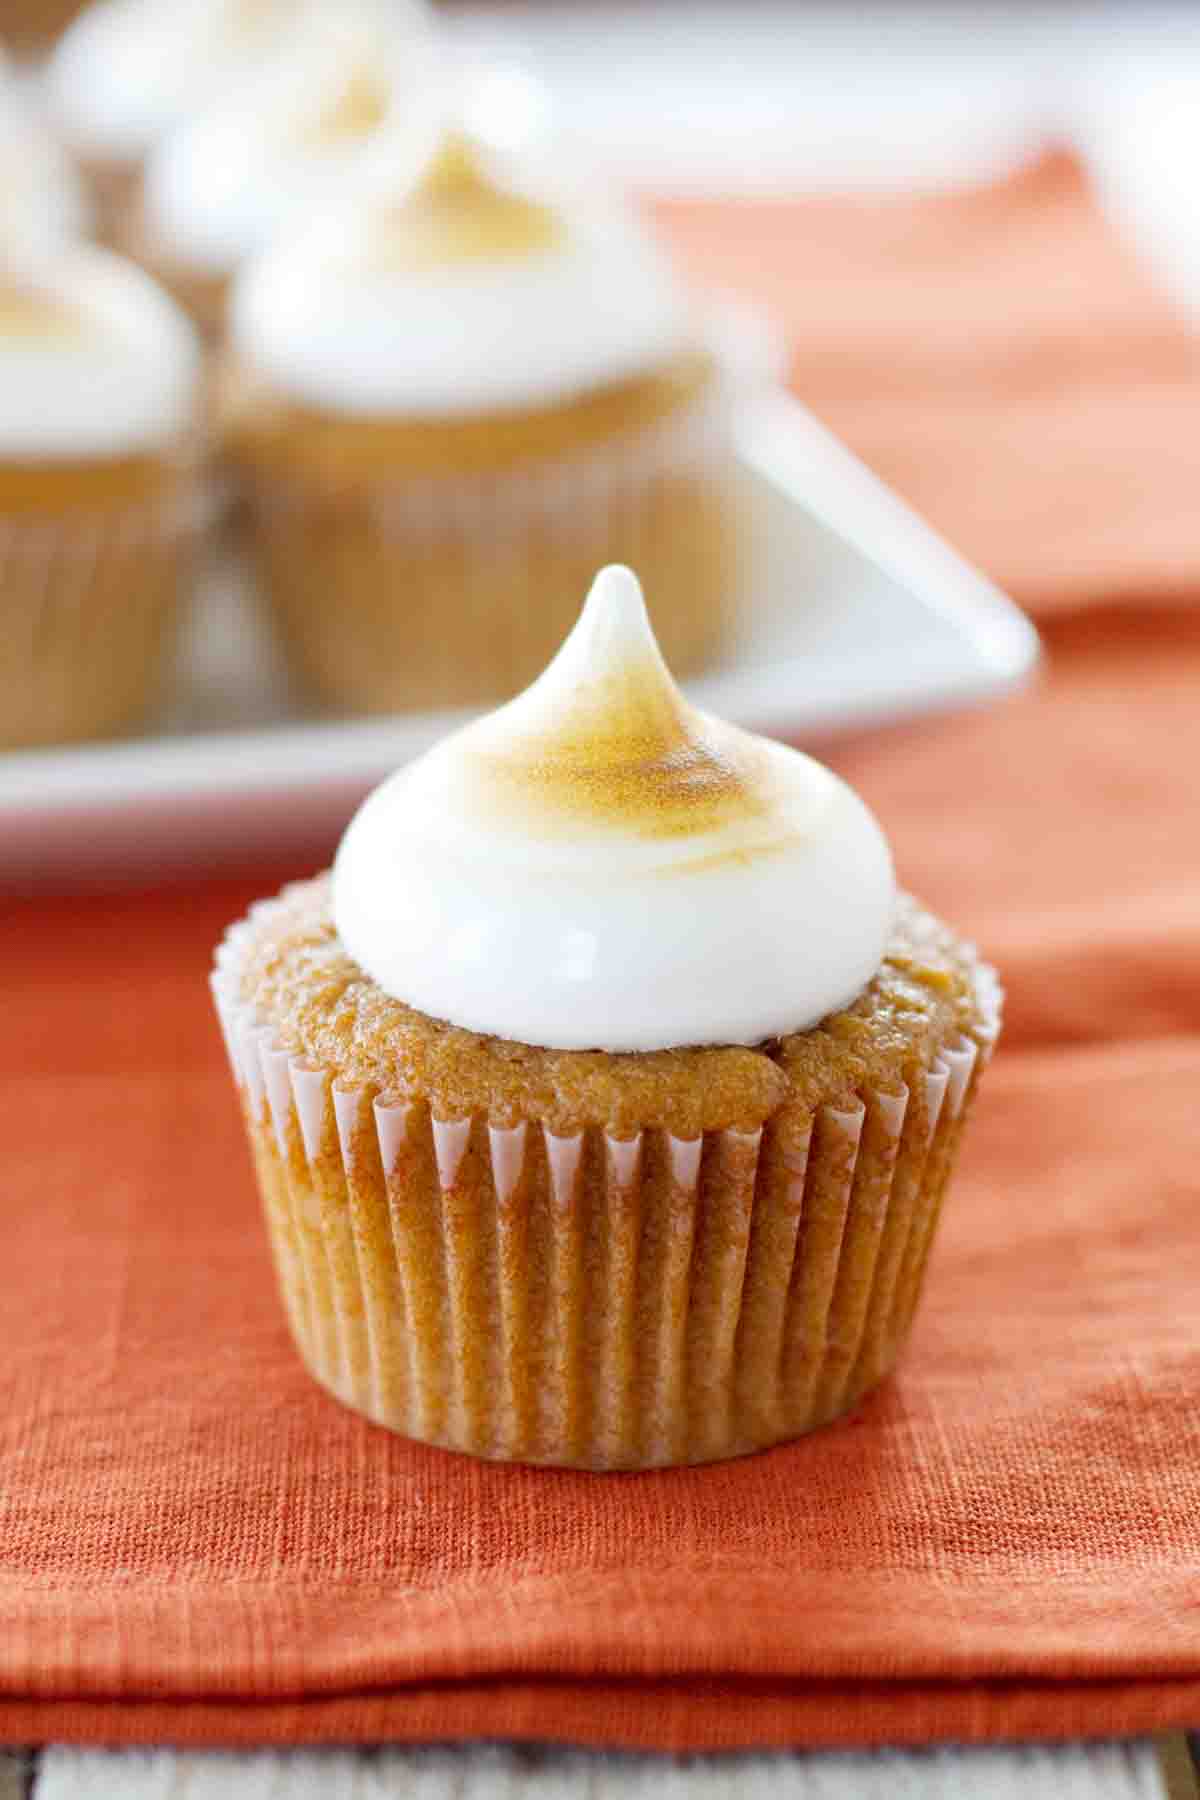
[1,391,1039,890]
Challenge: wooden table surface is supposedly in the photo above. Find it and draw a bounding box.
[0,1740,1195,1798]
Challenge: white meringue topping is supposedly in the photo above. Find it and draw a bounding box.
[0,245,199,459]
[232,131,692,415]
[333,567,896,1051]
[47,0,312,163]
[140,2,439,277]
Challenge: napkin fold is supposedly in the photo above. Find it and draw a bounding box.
[3,150,1199,1752]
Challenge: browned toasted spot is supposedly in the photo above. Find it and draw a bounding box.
[471,657,778,840]
[371,133,566,272]
[0,277,86,344]
[293,66,390,149]
[231,0,293,43]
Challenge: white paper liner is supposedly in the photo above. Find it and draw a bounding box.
[0,484,207,559]
[212,893,1002,1470]
[1,483,209,749]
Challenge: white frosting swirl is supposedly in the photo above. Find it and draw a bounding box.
[47,0,308,161]
[232,133,691,414]
[333,567,896,1052]
[140,3,439,277]
[0,245,200,458]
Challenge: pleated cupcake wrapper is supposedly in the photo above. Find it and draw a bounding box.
[0,483,210,560]
[1,484,211,749]
[213,901,999,1469]
[249,379,734,543]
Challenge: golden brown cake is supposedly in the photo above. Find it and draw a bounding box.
[0,251,201,748]
[212,569,1000,1469]
[223,134,745,714]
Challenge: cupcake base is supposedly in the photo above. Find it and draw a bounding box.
[213,894,999,1470]
[0,475,202,749]
[224,354,740,713]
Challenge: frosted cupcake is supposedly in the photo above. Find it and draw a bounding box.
[123,4,437,338]
[0,242,202,748]
[212,567,1000,1470]
[223,134,741,713]
[45,0,418,243]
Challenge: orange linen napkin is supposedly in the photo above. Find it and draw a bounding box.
[3,151,1200,1752]
[658,147,1200,615]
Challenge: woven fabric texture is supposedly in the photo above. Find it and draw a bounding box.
[2,150,1199,1751]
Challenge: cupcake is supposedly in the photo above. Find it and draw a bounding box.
[221,132,741,714]
[44,0,413,243]
[123,3,438,339]
[0,241,202,748]
[212,566,1000,1470]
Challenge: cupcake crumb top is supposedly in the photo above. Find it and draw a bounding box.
[234,876,987,1137]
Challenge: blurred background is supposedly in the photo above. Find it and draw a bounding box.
[3,0,1200,884]
[9,0,1197,209]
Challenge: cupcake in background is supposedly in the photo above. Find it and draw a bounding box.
[122,1,439,339]
[0,240,202,747]
[212,567,1001,1469]
[44,0,409,243]
[222,129,745,714]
